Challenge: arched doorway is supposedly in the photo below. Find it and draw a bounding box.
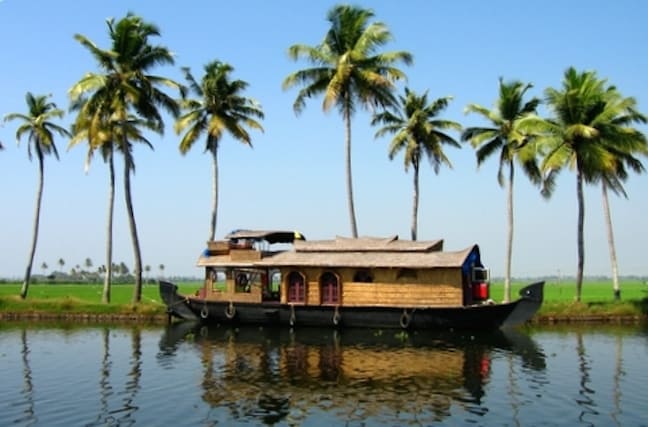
[320,271,340,305]
[287,271,306,303]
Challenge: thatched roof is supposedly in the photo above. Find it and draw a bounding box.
[295,236,443,252]
[256,245,476,269]
[197,254,255,268]
[197,235,477,269]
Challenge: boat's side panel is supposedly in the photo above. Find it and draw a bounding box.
[279,266,464,307]
[189,300,281,325]
[342,282,462,308]
[181,299,517,330]
[311,305,514,330]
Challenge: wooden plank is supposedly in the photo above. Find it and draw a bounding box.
[230,249,262,261]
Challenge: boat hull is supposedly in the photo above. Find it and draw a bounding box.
[159,281,544,330]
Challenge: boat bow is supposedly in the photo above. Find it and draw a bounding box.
[501,281,544,328]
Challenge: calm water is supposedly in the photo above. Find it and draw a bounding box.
[0,321,646,426]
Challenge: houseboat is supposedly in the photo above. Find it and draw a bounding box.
[159,230,544,330]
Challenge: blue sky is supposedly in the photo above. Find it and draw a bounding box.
[1,0,646,280]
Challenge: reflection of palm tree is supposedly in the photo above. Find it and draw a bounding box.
[611,335,624,426]
[92,327,112,425]
[506,350,521,427]
[575,332,597,424]
[18,329,36,425]
[116,328,142,425]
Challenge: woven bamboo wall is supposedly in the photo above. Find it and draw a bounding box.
[206,240,230,254]
[229,249,261,261]
[203,275,262,303]
[280,266,464,307]
[342,282,462,307]
[205,291,262,303]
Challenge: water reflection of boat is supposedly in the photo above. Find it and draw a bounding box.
[158,323,546,424]
[160,230,544,330]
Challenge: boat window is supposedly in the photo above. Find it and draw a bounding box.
[263,269,281,302]
[397,268,418,280]
[472,267,490,282]
[353,270,373,283]
[287,271,306,303]
[270,270,281,292]
[320,271,340,305]
[209,268,226,291]
[235,270,251,293]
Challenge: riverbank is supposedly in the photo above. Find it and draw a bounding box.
[1,311,646,325]
[1,297,646,326]
[1,281,646,325]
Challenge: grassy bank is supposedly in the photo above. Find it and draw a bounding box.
[0,279,647,323]
[0,282,180,320]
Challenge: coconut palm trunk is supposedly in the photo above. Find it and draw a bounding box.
[123,149,143,304]
[102,149,115,303]
[411,161,420,241]
[504,161,515,303]
[209,147,219,241]
[601,180,620,300]
[575,167,585,302]
[344,105,358,238]
[20,150,45,299]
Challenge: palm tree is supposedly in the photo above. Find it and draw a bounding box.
[69,99,156,304]
[461,79,541,302]
[70,13,182,303]
[119,262,130,276]
[158,264,165,278]
[537,67,646,302]
[589,92,647,300]
[176,60,264,241]
[4,93,70,299]
[372,87,461,241]
[58,258,65,271]
[283,4,413,237]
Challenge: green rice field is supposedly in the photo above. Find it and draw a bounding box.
[490,278,648,302]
